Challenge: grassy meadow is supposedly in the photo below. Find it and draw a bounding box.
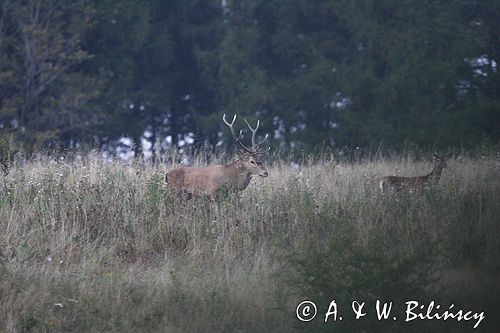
[0,151,499,332]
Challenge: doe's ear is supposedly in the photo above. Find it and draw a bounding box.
[432,152,442,160]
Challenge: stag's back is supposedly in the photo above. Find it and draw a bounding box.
[166,165,230,196]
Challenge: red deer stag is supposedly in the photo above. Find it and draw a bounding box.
[165,114,270,199]
[379,153,448,193]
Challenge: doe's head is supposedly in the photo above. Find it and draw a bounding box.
[432,153,448,169]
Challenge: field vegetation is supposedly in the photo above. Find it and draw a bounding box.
[0,151,499,332]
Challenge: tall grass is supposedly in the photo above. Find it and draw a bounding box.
[0,152,499,332]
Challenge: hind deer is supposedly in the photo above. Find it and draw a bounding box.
[379,153,448,193]
[165,114,270,200]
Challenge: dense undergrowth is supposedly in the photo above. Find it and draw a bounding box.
[0,152,499,332]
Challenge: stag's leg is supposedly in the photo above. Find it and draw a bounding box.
[195,193,213,222]
[176,190,192,205]
[222,190,242,227]
[233,195,242,227]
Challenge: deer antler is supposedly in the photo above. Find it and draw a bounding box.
[223,114,254,154]
[223,114,270,154]
[244,118,270,153]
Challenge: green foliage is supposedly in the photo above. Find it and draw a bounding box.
[2,0,499,151]
[283,217,436,332]
[170,0,497,150]
[0,0,102,152]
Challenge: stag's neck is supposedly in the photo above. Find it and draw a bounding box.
[225,159,252,191]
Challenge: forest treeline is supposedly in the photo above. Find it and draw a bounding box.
[0,0,499,154]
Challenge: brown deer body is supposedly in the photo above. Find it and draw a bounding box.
[379,154,448,193]
[165,114,269,199]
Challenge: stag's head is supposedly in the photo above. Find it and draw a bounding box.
[223,114,270,178]
[240,153,268,177]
